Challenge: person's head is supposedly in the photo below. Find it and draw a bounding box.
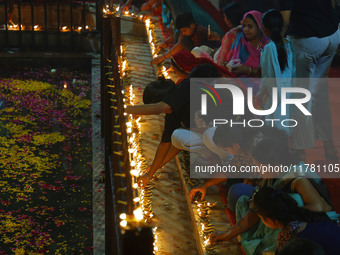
[142,76,175,104]
[223,2,245,29]
[242,11,263,41]
[261,9,283,38]
[262,9,288,72]
[212,125,258,155]
[278,238,327,255]
[171,49,200,78]
[251,136,299,166]
[250,186,330,229]
[175,12,196,36]
[189,63,221,78]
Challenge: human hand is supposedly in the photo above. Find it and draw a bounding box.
[208,33,220,41]
[121,4,130,13]
[156,42,167,51]
[151,55,165,65]
[137,173,150,188]
[194,111,207,130]
[133,114,141,120]
[231,64,249,76]
[141,15,150,22]
[189,185,207,201]
[209,231,231,244]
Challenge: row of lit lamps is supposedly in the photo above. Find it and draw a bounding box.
[141,10,217,251]
[5,23,90,32]
[110,5,221,254]
[117,23,159,253]
[116,7,172,252]
[182,167,217,252]
[119,44,154,226]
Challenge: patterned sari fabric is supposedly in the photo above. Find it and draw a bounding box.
[215,26,240,67]
[277,221,303,250]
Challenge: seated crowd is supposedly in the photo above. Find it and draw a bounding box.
[124,0,340,254]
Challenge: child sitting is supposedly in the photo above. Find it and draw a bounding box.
[152,12,221,64]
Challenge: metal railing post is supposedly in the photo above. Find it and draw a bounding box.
[4,0,9,48]
[30,0,35,47]
[18,0,22,48]
[44,0,48,49]
[103,16,121,255]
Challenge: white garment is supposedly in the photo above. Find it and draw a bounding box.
[171,127,233,163]
[289,26,340,149]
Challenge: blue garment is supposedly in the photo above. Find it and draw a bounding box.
[228,183,255,212]
[235,162,339,255]
[161,3,172,28]
[165,0,224,36]
[236,195,281,255]
[258,39,294,134]
[298,221,340,255]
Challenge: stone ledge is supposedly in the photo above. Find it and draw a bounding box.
[175,154,242,255]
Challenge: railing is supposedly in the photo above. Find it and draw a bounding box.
[102,15,134,255]
[0,0,104,50]
[101,13,155,255]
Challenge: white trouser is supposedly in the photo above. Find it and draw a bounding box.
[171,127,234,163]
[290,26,340,149]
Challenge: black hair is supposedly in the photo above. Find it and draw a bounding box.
[212,125,259,153]
[251,137,300,165]
[175,12,195,30]
[223,2,245,27]
[212,125,289,154]
[278,238,327,255]
[262,9,288,72]
[251,187,331,226]
[189,63,221,78]
[142,76,175,104]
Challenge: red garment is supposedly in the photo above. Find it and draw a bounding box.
[172,49,235,78]
[193,0,228,33]
[172,50,260,107]
[216,27,240,66]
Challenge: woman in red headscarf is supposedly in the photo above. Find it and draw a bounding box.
[171,49,257,106]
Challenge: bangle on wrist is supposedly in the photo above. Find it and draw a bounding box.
[247,66,252,76]
[248,66,253,76]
